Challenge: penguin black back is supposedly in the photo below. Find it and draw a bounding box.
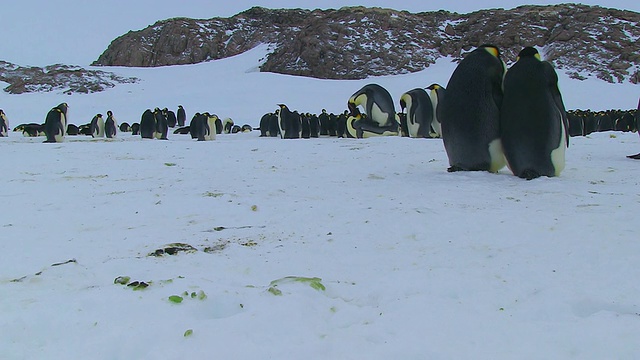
[500,46,569,179]
[439,44,506,172]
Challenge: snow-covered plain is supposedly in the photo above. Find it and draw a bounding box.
[2,35,640,360]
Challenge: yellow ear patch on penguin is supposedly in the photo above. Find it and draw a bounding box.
[483,46,500,58]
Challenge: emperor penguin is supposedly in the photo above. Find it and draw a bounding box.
[223,118,234,134]
[154,107,168,140]
[177,105,186,127]
[105,110,117,138]
[348,83,399,128]
[139,109,156,139]
[426,83,445,137]
[90,113,105,138]
[626,98,640,159]
[439,44,506,172]
[399,88,434,138]
[44,103,68,143]
[189,113,204,139]
[347,84,400,137]
[165,108,177,128]
[204,113,218,141]
[500,47,569,179]
[277,104,301,139]
[0,109,8,137]
[259,113,272,137]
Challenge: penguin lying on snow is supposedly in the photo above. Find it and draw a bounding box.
[439,44,506,173]
[500,46,569,179]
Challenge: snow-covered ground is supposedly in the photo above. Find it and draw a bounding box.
[1,9,640,359]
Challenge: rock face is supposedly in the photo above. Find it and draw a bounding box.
[92,5,640,83]
[0,61,138,94]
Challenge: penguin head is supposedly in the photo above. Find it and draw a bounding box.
[426,83,442,91]
[516,46,541,61]
[479,44,501,59]
[56,103,68,114]
[399,95,408,112]
[107,110,113,117]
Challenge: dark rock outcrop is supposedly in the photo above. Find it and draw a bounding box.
[92,4,640,83]
[0,61,138,94]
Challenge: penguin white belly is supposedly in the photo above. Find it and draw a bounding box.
[370,103,389,126]
[488,138,506,173]
[550,110,567,176]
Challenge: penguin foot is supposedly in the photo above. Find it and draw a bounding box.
[626,153,640,160]
[447,166,464,172]
[519,169,541,180]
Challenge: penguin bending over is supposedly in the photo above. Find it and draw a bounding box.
[44,103,68,143]
[348,84,400,137]
[348,84,399,127]
[105,110,117,138]
[500,47,569,179]
[139,109,156,139]
[90,113,105,138]
[400,88,434,138]
[223,118,234,134]
[439,44,506,173]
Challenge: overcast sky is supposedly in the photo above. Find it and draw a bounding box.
[1,1,638,67]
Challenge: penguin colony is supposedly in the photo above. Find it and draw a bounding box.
[2,45,639,174]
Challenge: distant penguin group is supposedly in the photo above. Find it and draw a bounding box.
[439,44,569,179]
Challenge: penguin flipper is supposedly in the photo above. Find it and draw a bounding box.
[545,61,569,148]
[626,153,640,160]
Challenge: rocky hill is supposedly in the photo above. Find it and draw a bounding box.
[0,61,138,95]
[93,4,640,84]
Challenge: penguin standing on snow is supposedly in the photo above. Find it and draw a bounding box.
[177,105,186,127]
[347,83,399,138]
[165,108,177,128]
[277,104,301,139]
[626,98,640,160]
[439,44,506,173]
[44,103,68,143]
[426,83,445,137]
[154,107,168,140]
[139,109,156,139]
[204,113,218,141]
[105,110,117,138]
[90,113,105,138]
[500,47,569,179]
[0,109,9,137]
[399,88,433,138]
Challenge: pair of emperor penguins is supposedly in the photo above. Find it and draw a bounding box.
[440,44,568,179]
[399,84,445,138]
[347,84,399,138]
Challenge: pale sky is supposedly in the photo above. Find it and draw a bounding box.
[1,1,638,66]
